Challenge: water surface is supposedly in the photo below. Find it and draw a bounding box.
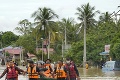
[78,67,120,77]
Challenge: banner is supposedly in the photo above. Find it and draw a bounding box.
[105,45,110,53]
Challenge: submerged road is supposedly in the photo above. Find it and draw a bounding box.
[0,66,120,80]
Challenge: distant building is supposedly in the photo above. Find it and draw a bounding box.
[36,39,54,54]
[0,46,23,61]
[27,53,36,60]
[36,48,54,54]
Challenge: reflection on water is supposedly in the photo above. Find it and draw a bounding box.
[78,67,120,77]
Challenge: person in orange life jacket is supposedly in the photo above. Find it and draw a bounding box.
[36,62,48,78]
[0,60,25,80]
[54,60,69,80]
[44,59,53,78]
[37,63,48,72]
[65,58,80,80]
[85,62,89,69]
[27,60,46,80]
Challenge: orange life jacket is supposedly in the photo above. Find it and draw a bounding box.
[86,63,89,69]
[44,64,53,78]
[44,64,52,74]
[56,64,67,78]
[28,66,39,78]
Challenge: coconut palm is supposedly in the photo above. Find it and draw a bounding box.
[15,19,32,35]
[31,7,58,55]
[59,18,79,44]
[75,3,99,67]
[76,3,100,29]
[31,7,58,38]
[99,12,113,23]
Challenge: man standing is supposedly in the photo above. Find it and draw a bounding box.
[27,60,45,80]
[54,60,68,80]
[43,59,53,78]
[65,58,80,80]
[0,59,25,80]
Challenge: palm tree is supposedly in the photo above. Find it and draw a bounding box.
[31,7,58,57]
[75,3,99,67]
[99,12,113,23]
[59,18,77,44]
[15,19,32,35]
[76,3,100,29]
[31,7,58,37]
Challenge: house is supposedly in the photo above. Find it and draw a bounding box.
[0,46,23,61]
[27,53,37,60]
[36,39,54,54]
[36,48,54,54]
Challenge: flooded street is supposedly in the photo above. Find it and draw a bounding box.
[78,67,120,77]
[0,66,120,80]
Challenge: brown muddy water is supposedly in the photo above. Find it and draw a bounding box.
[78,67,120,77]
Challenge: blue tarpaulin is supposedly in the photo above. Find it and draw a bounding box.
[99,52,109,55]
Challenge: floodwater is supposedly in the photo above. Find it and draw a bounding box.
[78,67,120,77]
[0,66,120,80]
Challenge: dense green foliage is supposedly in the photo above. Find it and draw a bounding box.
[0,31,19,48]
[1,3,120,66]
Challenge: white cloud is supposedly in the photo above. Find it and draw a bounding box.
[0,0,120,35]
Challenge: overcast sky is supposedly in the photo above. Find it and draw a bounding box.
[0,0,120,35]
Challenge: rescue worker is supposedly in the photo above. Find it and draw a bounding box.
[27,60,46,80]
[36,62,48,80]
[65,58,80,80]
[54,60,68,80]
[0,59,25,80]
[43,59,53,78]
[86,62,89,69]
[37,62,48,72]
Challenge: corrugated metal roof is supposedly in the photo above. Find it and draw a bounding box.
[0,46,22,55]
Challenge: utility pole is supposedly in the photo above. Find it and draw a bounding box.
[62,39,64,59]
[41,38,43,61]
[48,31,50,59]
[20,47,22,66]
[83,15,86,68]
[65,26,67,50]
[36,27,38,55]
[22,47,23,61]
[36,37,38,54]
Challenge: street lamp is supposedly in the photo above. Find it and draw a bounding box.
[55,32,64,60]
